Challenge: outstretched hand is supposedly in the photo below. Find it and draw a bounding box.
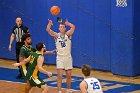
[12,63,20,67]
[52,49,56,54]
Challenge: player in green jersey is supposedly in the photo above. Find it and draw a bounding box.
[13,43,52,93]
[19,34,35,79]
[19,33,36,93]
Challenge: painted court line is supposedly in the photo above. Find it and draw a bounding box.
[0,67,140,93]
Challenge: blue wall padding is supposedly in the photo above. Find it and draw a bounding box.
[94,0,111,71]
[133,0,140,76]
[111,0,135,76]
[0,0,140,76]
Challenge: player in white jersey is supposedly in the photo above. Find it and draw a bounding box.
[46,19,75,93]
[80,65,103,93]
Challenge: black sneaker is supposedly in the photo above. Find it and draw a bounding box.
[16,74,22,79]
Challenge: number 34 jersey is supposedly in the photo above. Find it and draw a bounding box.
[84,77,103,93]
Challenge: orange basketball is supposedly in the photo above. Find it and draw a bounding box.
[50,6,60,16]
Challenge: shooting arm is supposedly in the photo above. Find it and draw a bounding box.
[46,20,57,39]
[66,21,75,37]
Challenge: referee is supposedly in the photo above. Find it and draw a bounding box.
[8,17,29,79]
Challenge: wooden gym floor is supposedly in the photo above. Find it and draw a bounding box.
[0,59,140,93]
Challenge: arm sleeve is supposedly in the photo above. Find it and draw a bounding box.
[26,27,29,33]
[23,25,29,34]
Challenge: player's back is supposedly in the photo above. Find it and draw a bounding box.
[84,77,103,93]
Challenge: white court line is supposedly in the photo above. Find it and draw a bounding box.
[0,80,80,91]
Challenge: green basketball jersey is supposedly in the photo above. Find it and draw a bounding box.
[19,45,35,58]
[26,52,43,80]
[19,45,36,71]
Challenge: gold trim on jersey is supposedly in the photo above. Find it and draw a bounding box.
[32,66,38,79]
[22,64,26,69]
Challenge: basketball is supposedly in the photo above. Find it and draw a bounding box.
[50,6,60,16]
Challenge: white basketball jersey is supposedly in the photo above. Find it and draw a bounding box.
[84,77,103,93]
[55,33,71,56]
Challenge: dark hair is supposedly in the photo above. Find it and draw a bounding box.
[81,64,91,76]
[59,22,66,28]
[21,34,31,42]
[36,43,45,51]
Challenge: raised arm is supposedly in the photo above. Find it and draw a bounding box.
[8,33,15,51]
[65,20,75,37]
[46,19,57,39]
[37,55,52,77]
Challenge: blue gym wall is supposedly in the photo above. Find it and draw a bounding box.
[0,0,140,76]
[111,0,134,76]
[133,0,140,76]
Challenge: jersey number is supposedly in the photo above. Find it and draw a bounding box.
[59,41,66,48]
[90,82,100,89]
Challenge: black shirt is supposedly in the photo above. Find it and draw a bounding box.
[12,24,29,42]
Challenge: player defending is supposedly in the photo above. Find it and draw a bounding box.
[19,33,36,93]
[13,43,52,93]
